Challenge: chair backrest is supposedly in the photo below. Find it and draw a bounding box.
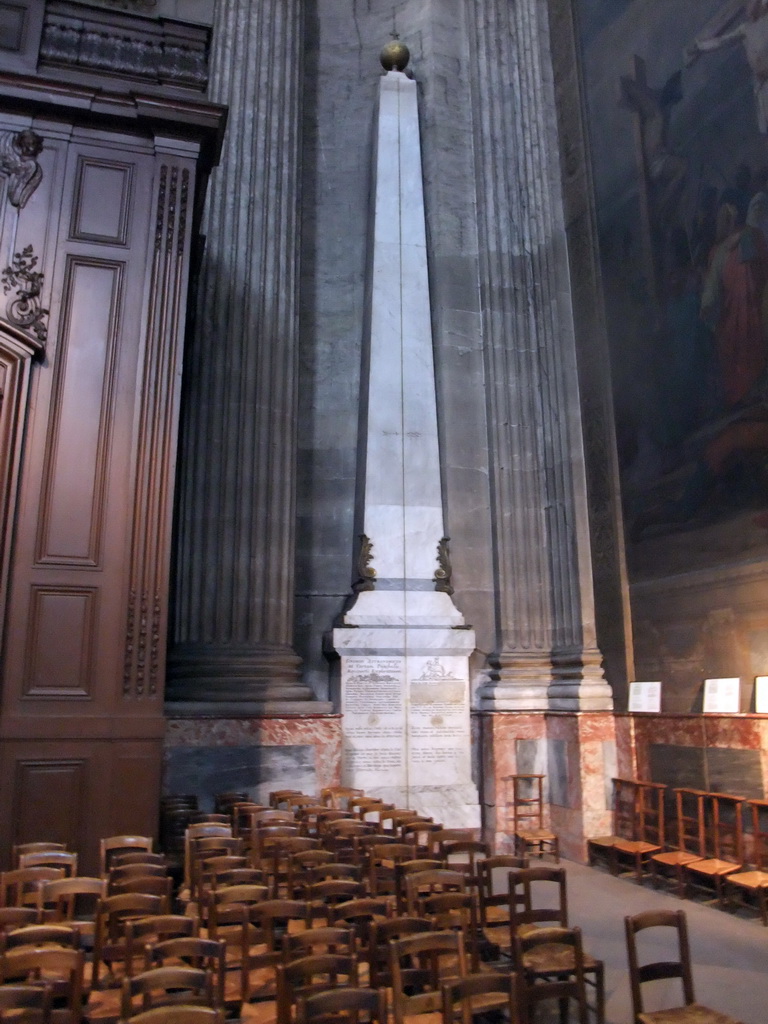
[126,915,200,968]
[404,868,466,914]
[703,792,745,863]
[747,797,768,869]
[92,892,165,988]
[282,926,357,963]
[17,852,78,877]
[441,971,520,1024]
[516,926,587,1024]
[0,868,65,908]
[508,866,568,933]
[672,788,707,856]
[635,781,666,847]
[120,965,214,1018]
[111,864,168,883]
[13,843,66,865]
[38,877,106,923]
[147,937,226,1010]
[506,774,545,834]
[477,855,528,907]
[389,930,466,1024]
[0,945,85,1024]
[100,836,154,877]
[0,923,81,953]
[297,986,387,1024]
[319,787,363,810]
[276,953,358,1024]
[367,916,430,988]
[327,898,390,945]
[625,908,696,1019]
[0,981,53,1024]
[0,906,38,930]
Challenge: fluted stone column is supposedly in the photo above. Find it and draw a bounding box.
[167,0,315,709]
[468,0,613,711]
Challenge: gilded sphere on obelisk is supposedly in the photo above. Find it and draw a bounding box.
[380,40,410,72]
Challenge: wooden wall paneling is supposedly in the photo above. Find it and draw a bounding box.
[2,136,155,717]
[122,138,199,705]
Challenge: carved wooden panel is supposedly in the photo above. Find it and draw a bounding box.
[70,157,132,245]
[37,258,123,565]
[12,756,86,850]
[22,585,96,697]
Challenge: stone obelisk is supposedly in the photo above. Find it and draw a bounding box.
[332,43,480,828]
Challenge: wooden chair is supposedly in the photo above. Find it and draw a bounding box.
[515,926,589,1024]
[0,981,53,1024]
[587,777,639,873]
[284,851,335,899]
[17,853,78,879]
[110,864,169,884]
[367,916,430,988]
[108,875,173,912]
[0,946,85,1024]
[327,898,391,948]
[625,909,740,1023]
[13,843,67,865]
[613,781,666,883]
[120,966,214,1018]
[393,859,443,914]
[367,842,417,898]
[0,923,81,953]
[183,826,232,894]
[438,841,490,891]
[111,853,168,869]
[724,797,768,925]
[126,915,200,979]
[146,938,226,1012]
[389,930,467,1024]
[92,892,164,989]
[296,986,387,1024]
[649,788,707,898]
[420,890,481,973]
[1,869,65,909]
[282,926,357,963]
[683,791,745,905]
[508,867,605,1022]
[506,774,560,862]
[401,821,444,857]
[0,906,39,930]
[242,898,311,1004]
[36,878,106,935]
[404,869,466,916]
[476,854,528,960]
[306,881,365,924]
[441,971,521,1024]
[319,787,364,810]
[101,837,155,878]
[275,953,358,1024]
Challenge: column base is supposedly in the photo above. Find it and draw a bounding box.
[477,648,613,711]
[477,652,552,710]
[165,642,316,704]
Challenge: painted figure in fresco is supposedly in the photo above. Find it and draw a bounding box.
[686,0,768,134]
[700,200,768,408]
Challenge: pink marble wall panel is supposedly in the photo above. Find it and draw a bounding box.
[165,714,343,791]
[479,711,616,861]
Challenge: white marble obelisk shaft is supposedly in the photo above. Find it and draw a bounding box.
[333,66,479,828]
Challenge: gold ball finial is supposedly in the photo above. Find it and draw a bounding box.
[380,39,410,72]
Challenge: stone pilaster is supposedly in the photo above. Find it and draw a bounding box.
[467,0,613,711]
[167,0,314,709]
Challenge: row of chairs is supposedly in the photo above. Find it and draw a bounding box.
[588,778,768,922]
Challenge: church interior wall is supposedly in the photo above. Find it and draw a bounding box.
[578,0,768,713]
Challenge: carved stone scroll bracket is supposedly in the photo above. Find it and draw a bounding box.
[353,533,376,592]
[0,131,43,209]
[434,536,454,595]
[1,245,48,351]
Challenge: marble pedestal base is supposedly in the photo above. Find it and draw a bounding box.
[333,625,481,829]
[163,713,341,810]
[479,710,616,860]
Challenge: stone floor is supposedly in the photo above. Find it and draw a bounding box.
[83,858,768,1024]
[562,858,768,1024]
